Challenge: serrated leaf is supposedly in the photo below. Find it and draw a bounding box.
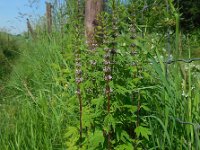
[91,96,104,111]
[65,126,79,149]
[103,114,116,132]
[82,106,93,128]
[115,85,131,96]
[134,126,151,141]
[122,105,137,113]
[87,130,104,150]
[115,143,133,150]
[120,130,132,143]
[140,104,151,112]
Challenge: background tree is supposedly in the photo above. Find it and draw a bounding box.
[175,0,200,30]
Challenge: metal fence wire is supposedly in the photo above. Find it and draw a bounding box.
[164,58,200,64]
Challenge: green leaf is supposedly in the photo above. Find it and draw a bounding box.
[120,130,132,143]
[104,114,116,132]
[135,126,151,141]
[122,105,137,113]
[82,106,94,128]
[65,126,79,149]
[87,130,104,150]
[115,143,133,150]
[115,84,131,96]
[91,96,104,111]
[140,104,151,112]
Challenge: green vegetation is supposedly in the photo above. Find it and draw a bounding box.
[0,31,21,93]
[0,0,200,150]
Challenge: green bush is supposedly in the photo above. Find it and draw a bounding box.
[0,32,20,80]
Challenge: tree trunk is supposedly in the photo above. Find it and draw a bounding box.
[85,0,103,49]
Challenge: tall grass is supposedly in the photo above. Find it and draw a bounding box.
[0,30,75,149]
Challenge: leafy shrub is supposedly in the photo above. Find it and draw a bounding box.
[0,32,20,81]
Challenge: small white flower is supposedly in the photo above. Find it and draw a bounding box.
[105,75,112,81]
[160,55,164,60]
[182,90,188,98]
[76,62,81,67]
[104,60,111,65]
[162,48,166,52]
[169,54,173,60]
[104,53,110,59]
[104,48,110,52]
[103,66,111,73]
[76,77,83,84]
[75,89,81,94]
[90,60,97,65]
[76,70,82,75]
[151,44,155,49]
[104,87,113,94]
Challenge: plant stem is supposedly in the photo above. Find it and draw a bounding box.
[78,85,83,147]
[188,40,193,149]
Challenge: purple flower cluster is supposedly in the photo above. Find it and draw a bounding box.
[89,43,98,67]
[104,87,113,94]
[76,77,83,84]
[104,47,112,94]
[90,60,97,66]
[75,88,81,94]
[75,50,83,94]
[130,23,137,67]
[104,75,112,81]
[103,66,111,73]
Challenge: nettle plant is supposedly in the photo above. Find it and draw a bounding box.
[64,0,200,149]
[64,0,156,149]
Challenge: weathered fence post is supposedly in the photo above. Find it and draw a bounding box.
[46,2,53,34]
[7,33,9,48]
[26,18,35,39]
[85,0,103,49]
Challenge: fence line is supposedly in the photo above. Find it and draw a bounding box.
[165,58,200,64]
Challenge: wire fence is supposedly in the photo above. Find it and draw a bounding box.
[164,58,200,64]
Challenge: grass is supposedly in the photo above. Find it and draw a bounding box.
[0,32,72,149]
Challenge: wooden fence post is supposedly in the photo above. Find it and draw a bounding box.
[27,18,35,39]
[46,2,53,34]
[85,0,103,49]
